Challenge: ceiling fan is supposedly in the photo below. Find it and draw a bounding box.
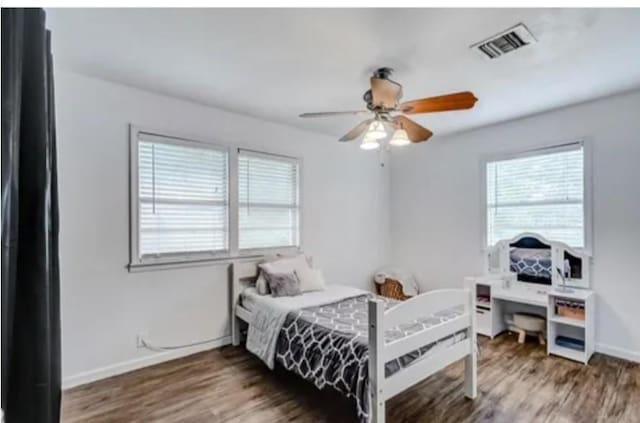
[300,67,478,150]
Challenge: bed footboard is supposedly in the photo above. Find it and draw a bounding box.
[368,288,477,423]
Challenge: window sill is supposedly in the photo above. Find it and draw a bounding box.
[127,247,301,273]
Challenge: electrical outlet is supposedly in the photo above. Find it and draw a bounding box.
[136,331,149,349]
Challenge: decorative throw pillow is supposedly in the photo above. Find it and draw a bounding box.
[265,272,302,297]
[255,255,298,296]
[295,266,326,292]
[255,271,270,295]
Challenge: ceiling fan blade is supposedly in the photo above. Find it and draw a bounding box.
[370,77,402,109]
[339,119,373,142]
[399,91,478,114]
[299,110,371,118]
[393,116,433,143]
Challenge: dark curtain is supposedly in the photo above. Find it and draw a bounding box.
[2,8,61,423]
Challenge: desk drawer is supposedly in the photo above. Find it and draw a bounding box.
[476,306,491,335]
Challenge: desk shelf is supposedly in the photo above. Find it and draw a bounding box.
[465,277,503,338]
[547,291,595,364]
[548,344,586,363]
[548,315,586,328]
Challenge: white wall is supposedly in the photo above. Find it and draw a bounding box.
[58,68,639,388]
[56,71,390,386]
[389,90,640,361]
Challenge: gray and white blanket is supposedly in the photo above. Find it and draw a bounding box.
[274,295,466,420]
[245,285,367,369]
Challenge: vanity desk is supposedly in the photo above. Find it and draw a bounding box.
[466,233,595,364]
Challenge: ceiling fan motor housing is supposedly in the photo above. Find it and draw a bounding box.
[365,67,404,111]
[373,67,394,79]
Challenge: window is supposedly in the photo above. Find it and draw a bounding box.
[238,150,300,250]
[132,131,229,264]
[485,143,585,248]
[129,128,302,268]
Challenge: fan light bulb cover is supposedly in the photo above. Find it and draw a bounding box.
[366,121,387,140]
[389,129,411,146]
[360,135,380,150]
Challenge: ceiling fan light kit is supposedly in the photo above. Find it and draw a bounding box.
[360,134,381,150]
[366,120,387,140]
[300,67,478,148]
[389,128,411,147]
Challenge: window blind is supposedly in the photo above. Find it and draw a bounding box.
[238,150,300,250]
[137,134,228,257]
[486,144,584,247]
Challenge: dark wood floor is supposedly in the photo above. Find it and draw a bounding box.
[62,334,640,422]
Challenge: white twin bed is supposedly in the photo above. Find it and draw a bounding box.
[230,259,478,423]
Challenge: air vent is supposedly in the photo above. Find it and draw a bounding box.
[471,23,537,59]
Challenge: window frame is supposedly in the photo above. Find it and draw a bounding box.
[128,126,303,271]
[480,139,593,254]
[236,148,302,255]
[129,126,232,268]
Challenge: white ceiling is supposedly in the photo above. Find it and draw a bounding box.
[46,8,640,139]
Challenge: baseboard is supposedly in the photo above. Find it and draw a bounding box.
[596,343,640,363]
[62,335,231,390]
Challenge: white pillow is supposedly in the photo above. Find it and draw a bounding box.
[260,254,309,277]
[295,266,326,292]
[266,253,313,267]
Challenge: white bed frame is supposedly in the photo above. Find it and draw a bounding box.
[230,260,477,423]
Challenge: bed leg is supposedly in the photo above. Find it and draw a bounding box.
[232,316,241,346]
[465,290,478,400]
[464,351,477,399]
[230,264,241,347]
[368,299,385,423]
[370,400,385,423]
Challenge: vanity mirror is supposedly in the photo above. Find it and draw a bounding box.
[485,232,591,289]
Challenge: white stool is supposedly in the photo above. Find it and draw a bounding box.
[508,313,546,345]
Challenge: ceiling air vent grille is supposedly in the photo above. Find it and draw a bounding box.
[471,23,537,59]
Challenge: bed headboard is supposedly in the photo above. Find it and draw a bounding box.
[485,232,591,289]
[228,255,313,345]
[229,259,261,308]
[229,258,261,346]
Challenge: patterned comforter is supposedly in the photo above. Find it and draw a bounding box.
[274,294,466,420]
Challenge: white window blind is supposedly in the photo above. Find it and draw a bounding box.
[486,144,584,247]
[238,150,300,250]
[137,133,228,259]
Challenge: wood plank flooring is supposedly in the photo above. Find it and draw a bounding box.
[62,334,640,422]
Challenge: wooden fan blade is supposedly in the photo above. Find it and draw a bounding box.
[370,77,402,109]
[299,110,371,118]
[339,119,373,142]
[393,116,433,143]
[399,91,478,114]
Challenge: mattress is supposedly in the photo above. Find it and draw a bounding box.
[240,284,364,314]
